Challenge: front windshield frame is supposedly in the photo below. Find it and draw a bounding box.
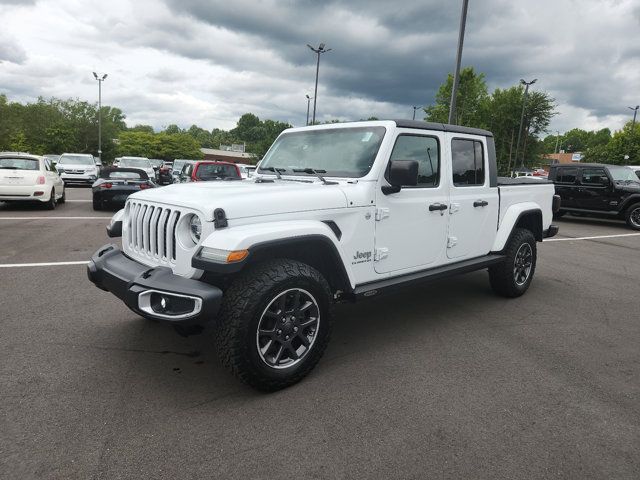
[608,166,639,182]
[58,155,94,165]
[258,126,387,178]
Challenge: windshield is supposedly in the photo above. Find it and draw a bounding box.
[609,166,639,182]
[119,158,151,168]
[58,155,94,165]
[172,160,189,172]
[0,157,40,170]
[196,163,240,180]
[258,126,386,178]
[103,171,146,180]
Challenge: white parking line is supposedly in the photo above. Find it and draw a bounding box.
[0,216,110,220]
[65,200,92,202]
[545,233,640,242]
[0,261,90,268]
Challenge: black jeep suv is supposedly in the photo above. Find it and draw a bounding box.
[549,163,640,230]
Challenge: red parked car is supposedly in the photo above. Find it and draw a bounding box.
[178,161,242,183]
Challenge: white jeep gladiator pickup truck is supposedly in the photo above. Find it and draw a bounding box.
[88,120,560,391]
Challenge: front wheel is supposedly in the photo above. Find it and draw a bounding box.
[488,228,537,298]
[624,203,640,230]
[216,259,333,391]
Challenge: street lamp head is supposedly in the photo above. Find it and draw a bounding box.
[93,72,98,80]
[629,105,640,111]
[319,43,325,50]
[532,78,538,84]
[519,79,525,84]
[102,74,108,80]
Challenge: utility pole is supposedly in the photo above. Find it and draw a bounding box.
[629,105,639,130]
[515,78,537,169]
[307,43,332,125]
[448,0,469,125]
[305,95,313,126]
[93,72,108,161]
[412,106,422,121]
[554,130,561,153]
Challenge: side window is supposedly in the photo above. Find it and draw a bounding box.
[451,138,485,186]
[557,168,577,184]
[581,168,608,186]
[388,135,439,187]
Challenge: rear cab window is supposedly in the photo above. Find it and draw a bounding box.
[196,163,241,180]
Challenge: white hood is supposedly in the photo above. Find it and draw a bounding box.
[129,179,349,221]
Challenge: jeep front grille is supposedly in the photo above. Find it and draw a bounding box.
[126,201,181,263]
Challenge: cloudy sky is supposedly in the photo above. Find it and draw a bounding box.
[1,0,638,134]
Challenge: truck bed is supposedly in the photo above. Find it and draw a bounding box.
[497,177,551,185]
[498,181,555,235]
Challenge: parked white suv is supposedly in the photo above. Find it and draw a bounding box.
[56,153,99,185]
[88,120,560,391]
[118,157,156,180]
[0,152,65,208]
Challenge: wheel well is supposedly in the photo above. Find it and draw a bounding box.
[247,237,352,294]
[514,210,543,242]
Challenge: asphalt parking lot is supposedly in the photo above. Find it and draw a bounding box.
[1,188,639,480]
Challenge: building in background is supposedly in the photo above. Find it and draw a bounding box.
[200,147,255,164]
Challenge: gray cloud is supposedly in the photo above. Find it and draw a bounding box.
[0,0,638,133]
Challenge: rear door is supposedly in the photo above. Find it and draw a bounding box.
[374,130,449,274]
[553,167,579,208]
[446,136,499,260]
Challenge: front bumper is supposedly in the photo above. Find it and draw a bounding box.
[543,224,559,238]
[87,244,222,324]
[60,173,96,184]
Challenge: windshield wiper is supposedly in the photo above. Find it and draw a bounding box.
[260,167,287,179]
[0,166,19,169]
[292,168,337,185]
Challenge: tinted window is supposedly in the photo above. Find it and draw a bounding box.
[109,171,144,179]
[580,168,608,185]
[58,155,94,165]
[196,163,240,180]
[557,168,577,184]
[451,139,485,186]
[0,158,40,170]
[389,135,439,187]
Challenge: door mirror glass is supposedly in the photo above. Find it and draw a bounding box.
[383,160,419,194]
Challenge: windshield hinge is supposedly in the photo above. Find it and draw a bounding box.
[374,248,389,262]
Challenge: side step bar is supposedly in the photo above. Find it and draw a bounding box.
[354,254,506,300]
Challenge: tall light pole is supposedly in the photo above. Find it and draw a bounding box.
[629,105,639,130]
[412,106,423,121]
[307,43,331,125]
[306,94,313,125]
[448,0,469,125]
[554,130,561,153]
[93,72,108,161]
[515,78,537,169]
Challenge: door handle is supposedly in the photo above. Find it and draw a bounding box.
[429,203,448,211]
[473,200,488,207]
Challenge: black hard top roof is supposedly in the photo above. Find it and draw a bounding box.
[392,120,493,137]
[549,163,625,169]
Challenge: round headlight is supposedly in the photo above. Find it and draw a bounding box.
[189,215,202,243]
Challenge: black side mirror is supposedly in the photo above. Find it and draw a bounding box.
[383,160,419,194]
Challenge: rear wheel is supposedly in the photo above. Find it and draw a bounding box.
[92,198,102,211]
[58,187,66,204]
[489,228,537,298]
[44,188,56,210]
[625,203,640,230]
[216,259,333,391]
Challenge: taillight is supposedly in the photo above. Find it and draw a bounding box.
[139,183,152,189]
[36,175,45,185]
[101,182,113,189]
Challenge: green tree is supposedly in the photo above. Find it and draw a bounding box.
[129,124,155,133]
[425,67,489,126]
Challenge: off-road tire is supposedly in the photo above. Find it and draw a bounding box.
[624,203,640,230]
[216,259,333,391]
[488,228,537,298]
[44,188,56,210]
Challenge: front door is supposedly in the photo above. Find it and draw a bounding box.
[554,167,579,208]
[374,131,449,274]
[446,136,499,260]
[576,167,612,211]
